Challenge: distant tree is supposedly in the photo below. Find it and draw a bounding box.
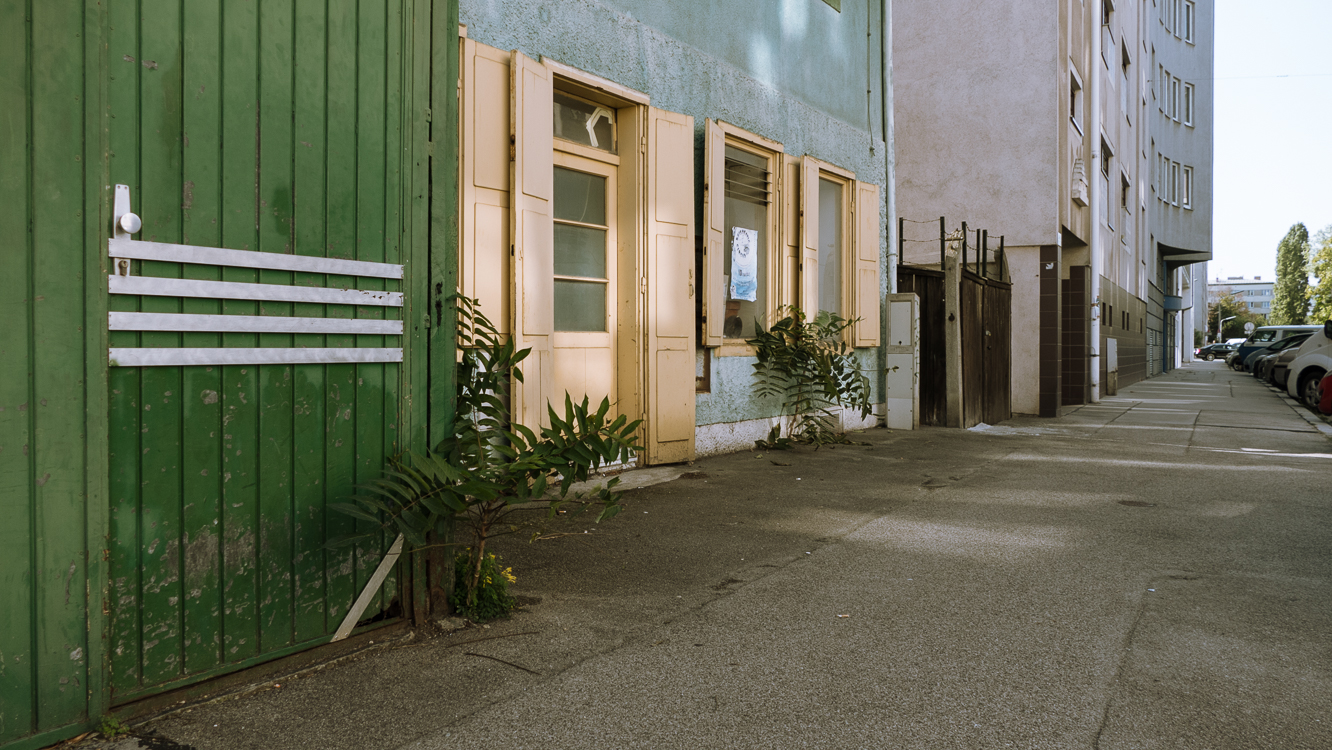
[1271,223,1310,325]
[1207,289,1265,340]
[1309,225,1332,323]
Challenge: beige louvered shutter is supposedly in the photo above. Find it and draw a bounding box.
[701,119,725,347]
[779,154,800,312]
[460,39,512,334]
[799,156,821,318]
[510,51,554,431]
[853,181,881,347]
[645,107,696,465]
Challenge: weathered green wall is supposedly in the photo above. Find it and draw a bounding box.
[0,2,109,748]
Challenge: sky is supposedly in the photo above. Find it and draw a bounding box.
[1211,0,1332,283]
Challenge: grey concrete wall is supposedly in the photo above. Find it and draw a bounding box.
[892,1,1061,248]
[459,0,889,429]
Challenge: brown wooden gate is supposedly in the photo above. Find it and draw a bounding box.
[897,266,946,426]
[959,271,1012,427]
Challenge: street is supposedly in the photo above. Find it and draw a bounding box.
[128,361,1331,750]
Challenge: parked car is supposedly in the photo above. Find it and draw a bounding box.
[1286,321,1332,410]
[1233,324,1324,371]
[1250,333,1312,379]
[1320,372,1332,416]
[1195,342,1236,361]
[1268,341,1310,389]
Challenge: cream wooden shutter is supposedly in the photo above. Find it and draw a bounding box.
[799,156,821,318]
[645,107,696,464]
[460,39,512,334]
[853,180,881,347]
[779,154,800,312]
[701,119,725,347]
[510,51,554,430]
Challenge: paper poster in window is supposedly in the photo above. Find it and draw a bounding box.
[730,226,758,302]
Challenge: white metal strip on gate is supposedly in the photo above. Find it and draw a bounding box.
[107,184,405,367]
[109,347,403,367]
[109,311,403,335]
[108,275,403,307]
[108,238,403,279]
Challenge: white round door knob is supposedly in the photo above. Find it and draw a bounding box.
[119,212,142,234]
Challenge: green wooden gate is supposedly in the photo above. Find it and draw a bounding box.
[103,0,428,702]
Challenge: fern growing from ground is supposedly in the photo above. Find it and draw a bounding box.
[747,307,871,449]
[332,295,642,619]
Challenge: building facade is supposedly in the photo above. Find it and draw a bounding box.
[893,0,1212,414]
[456,0,899,458]
[1150,0,1215,370]
[1208,276,1274,315]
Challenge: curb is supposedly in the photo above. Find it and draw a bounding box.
[1267,384,1332,438]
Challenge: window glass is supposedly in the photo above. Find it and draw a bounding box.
[553,166,608,331]
[553,91,616,153]
[818,178,843,317]
[722,145,770,339]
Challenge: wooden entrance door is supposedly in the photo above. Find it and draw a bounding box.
[552,155,618,414]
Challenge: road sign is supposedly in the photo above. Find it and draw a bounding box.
[1244,322,1255,333]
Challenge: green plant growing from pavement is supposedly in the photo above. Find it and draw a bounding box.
[99,714,130,740]
[747,306,872,449]
[332,296,642,620]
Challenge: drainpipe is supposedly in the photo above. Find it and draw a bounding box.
[1088,0,1103,403]
[882,0,895,295]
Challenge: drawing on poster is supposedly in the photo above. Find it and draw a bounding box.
[730,226,758,302]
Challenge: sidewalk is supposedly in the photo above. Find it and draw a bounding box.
[85,362,1331,750]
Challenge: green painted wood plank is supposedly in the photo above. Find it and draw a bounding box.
[29,0,94,731]
[428,0,459,449]
[354,0,390,616]
[291,0,331,643]
[0,0,37,736]
[179,0,225,677]
[255,0,298,654]
[106,368,143,695]
[105,0,145,700]
[135,0,187,688]
[218,0,261,668]
[321,0,362,625]
[83,0,112,723]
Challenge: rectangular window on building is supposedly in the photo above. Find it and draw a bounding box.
[1070,71,1083,133]
[1184,1,1196,43]
[1102,139,1114,229]
[1121,43,1131,121]
[1170,77,1180,120]
[1163,0,1175,32]
[1183,83,1194,126]
[703,121,783,349]
[1182,165,1193,209]
[1170,161,1180,206]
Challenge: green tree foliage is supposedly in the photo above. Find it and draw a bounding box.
[1308,225,1332,323]
[747,307,872,448]
[332,296,641,618]
[1207,290,1265,341]
[1271,223,1310,325]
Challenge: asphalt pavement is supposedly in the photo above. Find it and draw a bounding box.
[90,361,1331,750]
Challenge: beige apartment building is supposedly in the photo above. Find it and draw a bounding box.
[894,0,1211,416]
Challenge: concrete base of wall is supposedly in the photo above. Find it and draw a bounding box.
[695,407,882,458]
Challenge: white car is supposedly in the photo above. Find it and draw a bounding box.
[1286,321,1332,410]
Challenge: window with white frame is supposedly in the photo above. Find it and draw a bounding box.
[1163,0,1175,33]
[1182,165,1193,209]
[1158,65,1166,110]
[1169,76,1180,121]
[1169,161,1180,206]
[1184,1,1195,43]
[1183,82,1194,126]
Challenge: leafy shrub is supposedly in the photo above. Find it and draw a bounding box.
[747,306,871,448]
[451,551,517,621]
